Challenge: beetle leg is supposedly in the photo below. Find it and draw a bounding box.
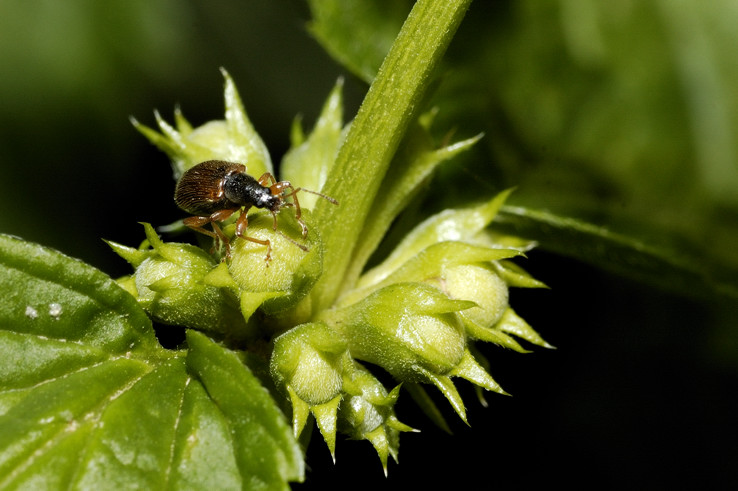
[182,216,218,240]
[246,236,273,264]
[182,215,228,252]
[234,205,256,237]
[257,172,278,187]
[183,208,238,258]
[210,222,231,258]
[210,208,238,222]
[234,206,273,264]
[210,208,239,256]
[274,184,309,238]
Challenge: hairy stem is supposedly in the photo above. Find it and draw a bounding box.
[311,0,473,312]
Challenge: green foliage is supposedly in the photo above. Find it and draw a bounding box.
[308,0,738,299]
[0,235,301,490]
[494,206,738,298]
[5,0,525,485]
[3,0,736,488]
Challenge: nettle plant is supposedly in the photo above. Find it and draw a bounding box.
[0,1,552,489]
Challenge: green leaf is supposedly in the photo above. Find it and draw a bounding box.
[0,233,158,355]
[186,330,304,489]
[494,206,738,299]
[72,359,190,489]
[310,0,473,312]
[0,235,303,489]
[169,375,244,489]
[307,0,412,83]
[0,359,178,489]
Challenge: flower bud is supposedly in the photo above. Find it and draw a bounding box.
[327,282,472,381]
[325,282,510,422]
[440,262,552,353]
[442,263,509,328]
[339,362,415,474]
[109,223,248,335]
[270,322,348,406]
[132,69,272,179]
[270,322,349,458]
[227,211,324,315]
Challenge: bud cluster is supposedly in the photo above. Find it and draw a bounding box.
[116,72,550,471]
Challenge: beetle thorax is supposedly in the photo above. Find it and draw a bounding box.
[224,172,280,210]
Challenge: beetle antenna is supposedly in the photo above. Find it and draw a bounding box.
[278,231,309,252]
[293,188,339,205]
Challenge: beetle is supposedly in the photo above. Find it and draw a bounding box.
[174,160,337,263]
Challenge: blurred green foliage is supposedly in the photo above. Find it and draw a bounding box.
[311,0,738,294]
[3,0,737,289]
[1,0,737,488]
[0,0,348,274]
[439,1,738,268]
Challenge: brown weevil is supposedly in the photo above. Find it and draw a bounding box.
[174,160,337,263]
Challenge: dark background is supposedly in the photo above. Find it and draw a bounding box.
[1,1,736,488]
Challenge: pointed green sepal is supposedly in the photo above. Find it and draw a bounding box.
[240,291,285,322]
[130,115,187,169]
[221,68,273,176]
[419,369,468,424]
[172,105,193,134]
[312,395,341,461]
[386,416,417,434]
[493,260,549,289]
[202,262,238,290]
[105,239,150,267]
[365,426,391,475]
[287,386,311,438]
[448,350,509,396]
[463,318,531,352]
[114,275,138,297]
[495,308,555,349]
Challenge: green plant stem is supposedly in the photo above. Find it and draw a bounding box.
[311,0,473,312]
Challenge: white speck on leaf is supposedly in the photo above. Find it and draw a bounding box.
[25,306,38,319]
[49,303,63,320]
